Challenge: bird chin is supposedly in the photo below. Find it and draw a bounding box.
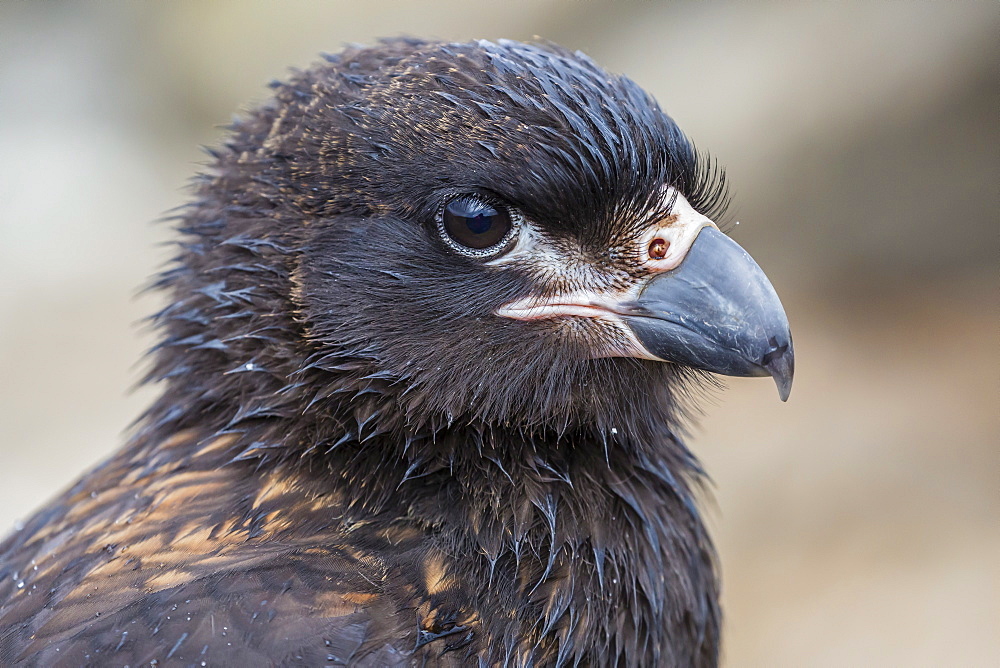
[578,315,665,362]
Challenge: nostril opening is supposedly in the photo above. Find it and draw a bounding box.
[648,238,669,260]
[761,338,789,366]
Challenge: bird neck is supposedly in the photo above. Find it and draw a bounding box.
[134,383,719,663]
[328,421,720,664]
[140,352,713,556]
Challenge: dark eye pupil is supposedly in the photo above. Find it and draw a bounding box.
[442,197,513,250]
[466,212,493,235]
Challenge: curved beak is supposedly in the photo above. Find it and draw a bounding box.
[620,227,794,400]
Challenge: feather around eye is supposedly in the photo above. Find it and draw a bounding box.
[436,195,520,258]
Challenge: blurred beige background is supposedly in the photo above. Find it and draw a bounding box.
[1,2,997,665]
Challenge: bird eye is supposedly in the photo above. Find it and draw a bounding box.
[438,196,518,256]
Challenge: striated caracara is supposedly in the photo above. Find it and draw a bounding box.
[0,39,792,666]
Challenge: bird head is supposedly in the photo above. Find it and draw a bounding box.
[153,39,792,447]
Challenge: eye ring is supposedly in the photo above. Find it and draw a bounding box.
[435,195,521,258]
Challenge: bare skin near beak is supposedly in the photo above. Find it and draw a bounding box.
[497,192,794,400]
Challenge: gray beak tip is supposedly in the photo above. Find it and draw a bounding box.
[762,339,794,402]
